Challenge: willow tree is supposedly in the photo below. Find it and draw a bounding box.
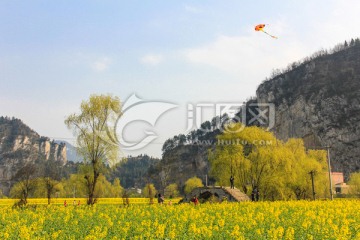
[209,132,250,193]
[65,94,121,205]
[209,123,328,200]
[348,172,360,195]
[184,177,204,194]
[209,123,277,194]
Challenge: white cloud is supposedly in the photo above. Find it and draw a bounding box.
[140,54,163,66]
[93,57,112,72]
[183,24,307,83]
[182,0,360,82]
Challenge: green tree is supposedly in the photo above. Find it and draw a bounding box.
[111,178,123,197]
[61,174,87,198]
[142,183,157,198]
[32,177,61,203]
[10,180,36,204]
[43,177,59,204]
[200,121,211,132]
[348,172,360,195]
[164,183,180,198]
[94,174,115,198]
[209,123,329,201]
[209,125,251,193]
[210,124,278,195]
[65,94,122,205]
[37,159,62,204]
[305,149,329,199]
[184,177,203,194]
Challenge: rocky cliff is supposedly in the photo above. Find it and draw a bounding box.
[0,117,67,194]
[256,42,360,177]
[159,144,210,189]
[157,40,360,188]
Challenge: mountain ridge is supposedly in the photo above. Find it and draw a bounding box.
[157,39,360,188]
[0,116,67,195]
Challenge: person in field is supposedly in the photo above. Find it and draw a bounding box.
[251,187,260,201]
[157,193,164,204]
[191,196,199,206]
[230,175,235,189]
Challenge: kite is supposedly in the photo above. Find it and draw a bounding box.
[255,24,277,39]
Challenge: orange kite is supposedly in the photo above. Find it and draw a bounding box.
[255,24,277,39]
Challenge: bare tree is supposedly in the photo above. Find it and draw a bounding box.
[159,165,171,195]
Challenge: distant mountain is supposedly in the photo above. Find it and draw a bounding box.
[55,140,83,163]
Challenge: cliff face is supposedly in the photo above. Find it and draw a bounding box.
[0,117,67,194]
[256,44,360,177]
[158,41,360,188]
[160,145,210,188]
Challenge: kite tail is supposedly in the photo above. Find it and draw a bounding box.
[262,30,278,39]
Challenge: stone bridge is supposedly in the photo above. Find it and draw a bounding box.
[182,186,250,203]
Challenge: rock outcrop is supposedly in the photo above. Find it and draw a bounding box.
[159,144,210,188]
[158,41,360,188]
[0,117,67,195]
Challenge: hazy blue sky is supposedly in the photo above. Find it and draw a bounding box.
[1,0,359,157]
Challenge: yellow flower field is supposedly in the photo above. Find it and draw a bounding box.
[0,198,181,206]
[0,200,359,239]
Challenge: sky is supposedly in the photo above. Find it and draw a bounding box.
[1,0,360,158]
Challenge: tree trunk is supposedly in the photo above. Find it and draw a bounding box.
[242,185,248,194]
[47,188,51,205]
[23,189,28,205]
[87,170,99,205]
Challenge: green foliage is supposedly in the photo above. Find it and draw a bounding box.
[164,183,180,198]
[10,163,38,204]
[142,184,157,198]
[112,178,123,197]
[209,123,329,200]
[348,172,360,195]
[111,155,160,189]
[9,180,36,204]
[55,173,123,198]
[9,182,24,198]
[60,174,88,198]
[94,174,123,198]
[184,177,204,194]
[65,94,122,166]
[32,178,60,201]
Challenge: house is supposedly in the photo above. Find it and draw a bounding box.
[331,172,349,194]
